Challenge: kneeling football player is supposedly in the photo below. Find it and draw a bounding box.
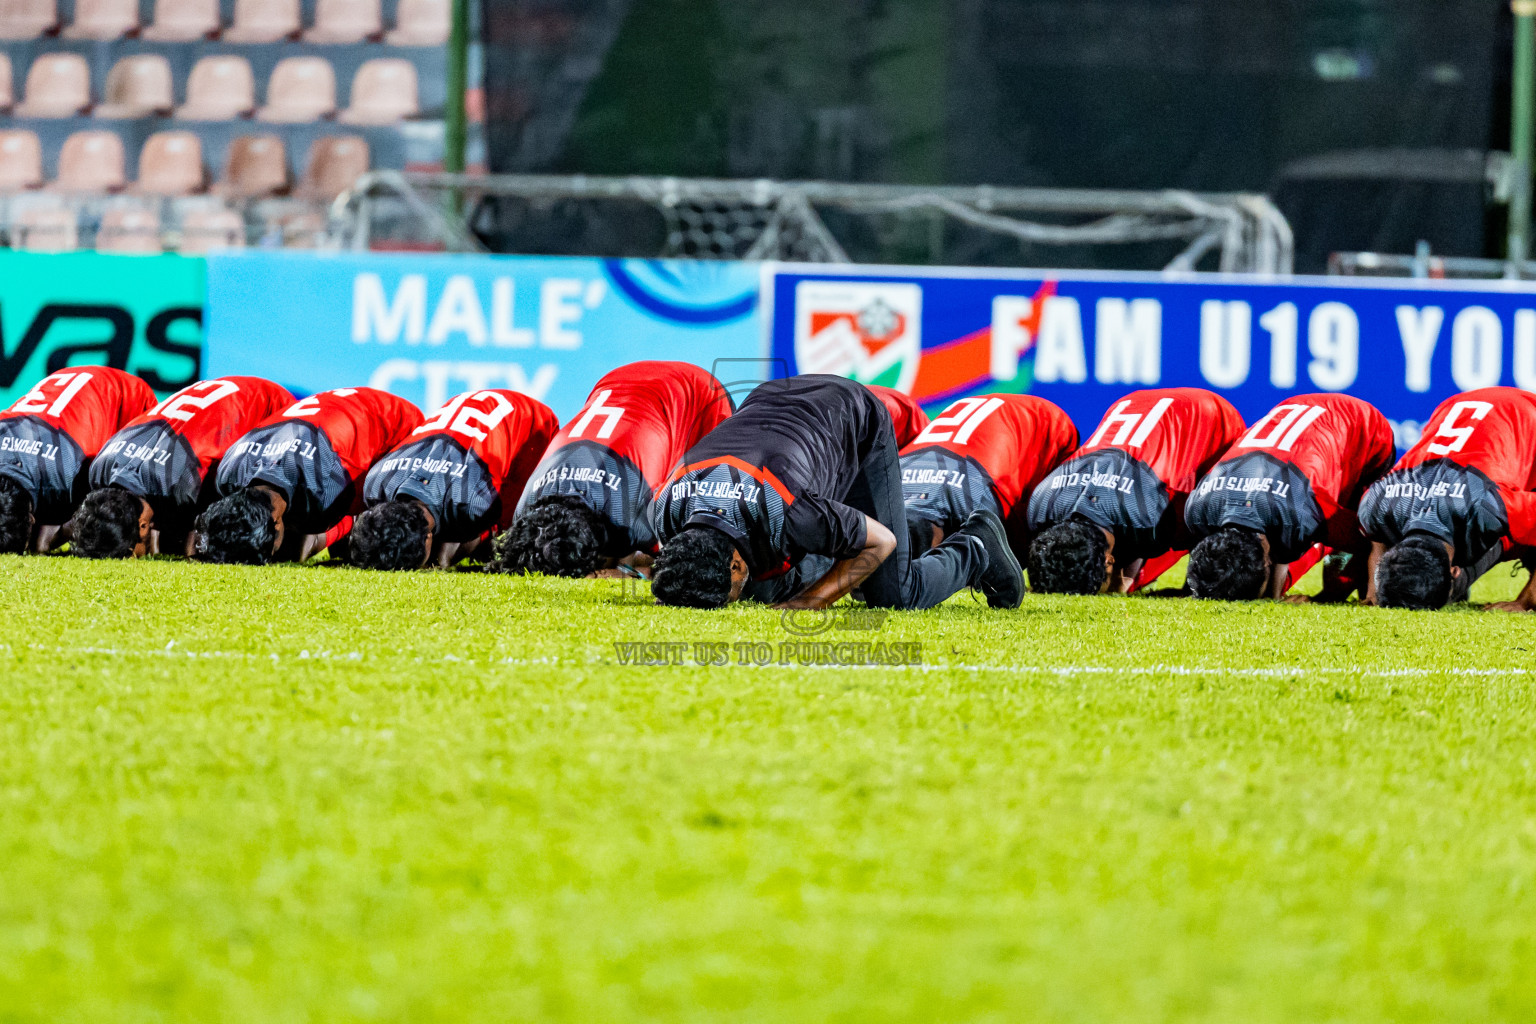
[0,367,156,554]
[650,374,1022,610]
[900,393,1078,559]
[1359,387,1536,611]
[1183,393,1395,600]
[1027,388,1245,594]
[71,376,295,559]
[494,361,733,577]
[349,389,559,570]
[195,387,423,564]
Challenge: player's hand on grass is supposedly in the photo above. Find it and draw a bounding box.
[1484,601,1532,613]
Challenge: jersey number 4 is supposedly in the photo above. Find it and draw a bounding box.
[569,389,625,440]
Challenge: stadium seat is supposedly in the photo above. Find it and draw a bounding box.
[0,53,12,113]
[0,130,43,190]
[14,205,78,250]
[63,0,138,39]
[303,0,379,43]
[137,131,204,195]
[179,205,245,251]
[55,130,126,192]
[176,55,255,120]
[142,0,220,41]
[218,134,287,197]
[96,206,163,253]
[385,0,446,46]
[297,134,367,199]
[338,58,416,124]
[256,56,335,122]
[15,53,91,118]
[222,0,298,42]
[0,0,58,40]
[96,55,175,118]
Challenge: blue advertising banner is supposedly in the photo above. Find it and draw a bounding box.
[206,251,763,418]
[768,266,1536,450]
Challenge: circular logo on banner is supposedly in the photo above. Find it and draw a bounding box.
[602,259,758,325]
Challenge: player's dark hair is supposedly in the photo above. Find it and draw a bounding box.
[349,500,432,571]
[1187,527,1269,601]
[1027,517,1111,595]
[489,495,607,577]
[194,487,278,565]
[0,475,33,555]
[71,487,144,560]
[651,525,737,609]
[907,516,938,555]
[1376,534,1453,610]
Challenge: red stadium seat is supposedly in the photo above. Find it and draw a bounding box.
[142,0,220,41]
[218,134,287,197]
[0,129,43,190]
[338,58,417,124]
[176,55,255,120]
[14,204,78,250]
[96,206,163,253]
[256,56,336,122]
[55,130,126,192]
[179,206,245,251]
[15,53,91,118]
[223,0,299,42]
[0,0,58,40]
[385,0,446,46]
[297,134,368,199]
[63,0,138,39]
[96,55,175,118]
[137,131,205,196]
[303,0,380,43]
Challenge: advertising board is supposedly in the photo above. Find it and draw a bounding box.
[768,266,1536,449]
[0,251,205,406]
[206,252,763,418]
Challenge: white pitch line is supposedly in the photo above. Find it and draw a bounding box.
[2,644,1528,679]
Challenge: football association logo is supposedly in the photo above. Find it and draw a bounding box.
[792,282,922,392]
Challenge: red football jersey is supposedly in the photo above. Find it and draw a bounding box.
[517,361,733,555]
[901,394,1079,519]
[1361,387,1536,552]
[1,367,156,457]
[1076,387,1245,493]
[0,367,156,522]
[116,377,296,474]
[277,387,424,483]
[539,361,733,486]
[89,376,296,514]
[1193,393,1396,552]
[868,385,930,447]
[1029,388,1245,566]
[216,387,425,532]
[364,389,561,537]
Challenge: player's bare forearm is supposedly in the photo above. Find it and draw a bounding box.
[1361,541,1388,606]
[1267,563,1292,599]
[776,517,895,610]
[1110,558,1143,595]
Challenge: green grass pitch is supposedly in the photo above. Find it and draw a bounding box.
[3,556,1536,1022]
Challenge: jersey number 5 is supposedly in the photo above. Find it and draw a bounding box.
[1426,400,1494,456]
